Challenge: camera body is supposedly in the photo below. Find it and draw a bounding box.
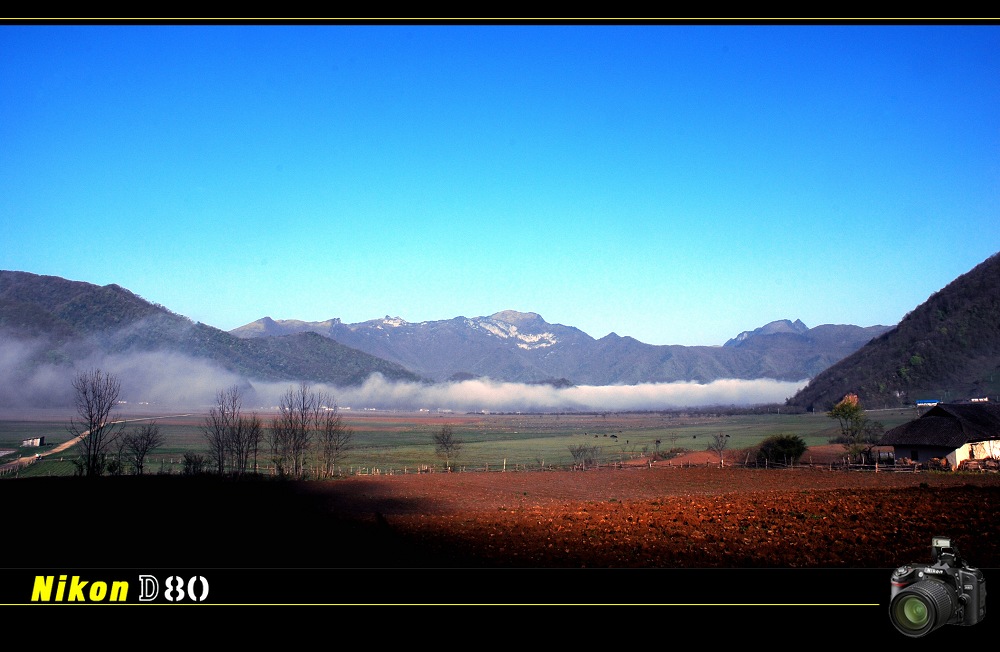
[889,537,986,637]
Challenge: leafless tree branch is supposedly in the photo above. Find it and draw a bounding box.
[68,369,125,477]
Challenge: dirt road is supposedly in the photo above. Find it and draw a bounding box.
[0,414,190,474]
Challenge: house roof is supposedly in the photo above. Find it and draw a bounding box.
[881,403,1000,448]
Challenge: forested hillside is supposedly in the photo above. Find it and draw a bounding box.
[788,252,1000,410]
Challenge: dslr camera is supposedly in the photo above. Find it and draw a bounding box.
[889,536,986,637]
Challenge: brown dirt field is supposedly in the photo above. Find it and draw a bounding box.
[301,460,1000,569]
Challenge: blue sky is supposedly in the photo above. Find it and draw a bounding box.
[2,23,998,346]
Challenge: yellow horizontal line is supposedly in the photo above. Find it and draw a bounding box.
[9,602,881,607]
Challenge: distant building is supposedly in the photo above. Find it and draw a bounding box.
[21,437,45,447]
[881,403,1000,468]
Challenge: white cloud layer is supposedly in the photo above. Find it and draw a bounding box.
[319,375,808,413]
[0,339,806,412]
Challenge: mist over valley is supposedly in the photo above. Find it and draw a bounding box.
[1,270,855,412]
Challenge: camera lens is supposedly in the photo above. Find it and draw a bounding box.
[889,579,958,638]
[897,595,929,627]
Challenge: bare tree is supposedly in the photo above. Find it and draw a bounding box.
[267,416,291,477]
[433,425,463,471]
[204,387,240,475]
[125,422,163,475]
[317,403,353,478]
[108,436,129,476]
[240,412,264,475]
[271,384,314,478]
[227,412,251,475]
[228,409,263,476]
[707,432,731,466]
[68,369,125,477]
[203,386,263,476]
[287,384,316,477]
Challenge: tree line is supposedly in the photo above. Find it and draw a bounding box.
[194,382,356,478]
[67,369,353,479]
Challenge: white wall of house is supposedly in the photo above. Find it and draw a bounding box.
[967,440,1000,461]
[948,445,968,469]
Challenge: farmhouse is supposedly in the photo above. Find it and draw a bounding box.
[21,436,44,447]
[880,402,1000,468]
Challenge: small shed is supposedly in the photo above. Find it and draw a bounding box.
[21,436,45,447]
[881,402,1000,468]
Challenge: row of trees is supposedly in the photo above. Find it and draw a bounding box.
[201,383,355,478]
[203,385,263,476]
[266,383,353,478]
[67,369,354,478]
[210,385,464,476]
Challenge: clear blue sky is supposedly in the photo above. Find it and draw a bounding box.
[2,23,998,346]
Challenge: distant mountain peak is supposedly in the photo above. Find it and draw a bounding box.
[489,310,543,325]
[761,319,809,334]
[725,319,810,347]
[468,312,557,349]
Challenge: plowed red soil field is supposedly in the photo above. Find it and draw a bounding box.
[306,455,1000,568]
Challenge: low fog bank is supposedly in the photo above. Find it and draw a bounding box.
[0,341,807,412]
[178,375,807,413]
[0,341,247,409]
[318,375,809,413]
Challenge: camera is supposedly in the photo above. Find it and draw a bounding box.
[889,536,986,637]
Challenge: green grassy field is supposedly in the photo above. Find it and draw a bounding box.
[0,406,921,478]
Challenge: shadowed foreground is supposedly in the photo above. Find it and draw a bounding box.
[6,468,1000,569]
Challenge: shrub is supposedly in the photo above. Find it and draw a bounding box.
[655,447,688,461]
[756,434,808,465]
[568,444,602,468]
[182,452,207,475]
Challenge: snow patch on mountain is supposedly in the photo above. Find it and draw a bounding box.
[466,317,558,350]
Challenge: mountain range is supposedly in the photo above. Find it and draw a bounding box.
[0,269,897,407]
[231,312,889,386]
[6,248,999,411]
